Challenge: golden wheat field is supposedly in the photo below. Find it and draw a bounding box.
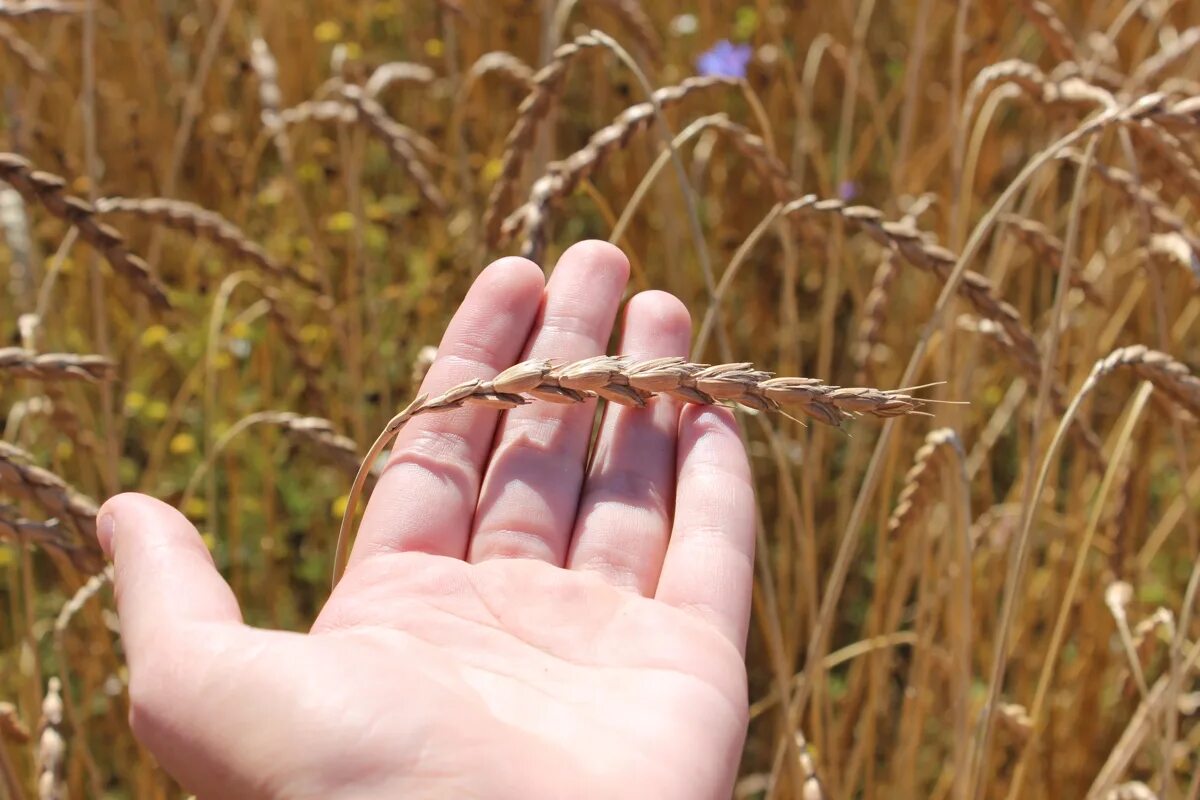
[2,0,1200,797]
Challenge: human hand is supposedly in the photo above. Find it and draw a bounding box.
[99,241,756,799]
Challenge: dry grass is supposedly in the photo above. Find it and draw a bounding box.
[3,1,1200,798]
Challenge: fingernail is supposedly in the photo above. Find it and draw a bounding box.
[97,512,116,557]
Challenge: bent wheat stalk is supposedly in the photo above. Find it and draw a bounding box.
[332,356,925,586]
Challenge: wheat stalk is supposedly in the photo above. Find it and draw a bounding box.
[333,355,926,585]
[887,428,965,538]
[0,1,80,17]
[0,154,171,309]
[94,196,320,292]
[0,441,99,544]
[0,348,113,383]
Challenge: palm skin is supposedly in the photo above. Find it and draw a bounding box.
[100,242,756,799]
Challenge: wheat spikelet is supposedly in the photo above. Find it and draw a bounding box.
[36,678,64,800]
[0,348,114,382]
[482,32,610,245]
[0,506,102,572]
[333,356,926,585]
[501,75,740,254]
[259,411,362,475]
[364,61,436,97]
[1014,0,1079,62]
[1000,214,1103,304]
[0,441,99,543]
[93,196,320,292]
[0,153,170,309]
[338,86,446,211]
[1061,150,1200,259]
[0,19,45,72]
[0,1,79,18]
[1085,345,1200,418]
[887,428,965,538]
[1130,26,1200,89]
[53,566,112,635]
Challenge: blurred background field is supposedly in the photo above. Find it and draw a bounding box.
[2,0,1200,797]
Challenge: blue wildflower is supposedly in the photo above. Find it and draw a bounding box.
[838,180,859,201]
[696,40,752,79]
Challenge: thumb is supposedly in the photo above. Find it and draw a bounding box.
[97,493,242,661]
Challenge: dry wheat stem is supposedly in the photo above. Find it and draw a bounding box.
[94,196,320,292]
[332,356,925,586]
[0,347,113,383]
[0,19,46,73]
[0,153,171,309]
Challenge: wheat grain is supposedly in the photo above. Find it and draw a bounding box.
[887,428,965,538]
[0,348,113,382]
[94,196,320,291]
[333,356,926,585]
[36,677,64,800]
[0,154,170,309]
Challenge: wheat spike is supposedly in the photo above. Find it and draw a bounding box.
[0,1,79,18]
[1014,0,1079,62]
[1130,26,1200,89]
[887,428,965,538]
[0,506,102,573]
[0,441,100,544]
[94,196,319,292]
[0,153,171,309]
[36,677,64,800]
[482,33,610,245]
[364,61,436,97]
[1000,214,1103,304]
[1085,345,1200,418]
[501,75,739,253]
[0,348,114,383]
[333,356,926,585]
[54,566,112,635]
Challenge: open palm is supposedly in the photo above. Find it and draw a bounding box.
[99,242,756,799]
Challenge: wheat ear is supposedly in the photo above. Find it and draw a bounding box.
[0,441,100,544]
[0,153,170,309]
[1000,214,1103,304]
[1013,0,1079,62]
[36,677,64,800]
[1085,346,1200,418]
[93,197,320,291]
[887,428,966,538]
[0,1,80,18]
[332,356,926,586]
[0,507,102,573]
[0,348,114,383]
[1130,26,1200,89]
